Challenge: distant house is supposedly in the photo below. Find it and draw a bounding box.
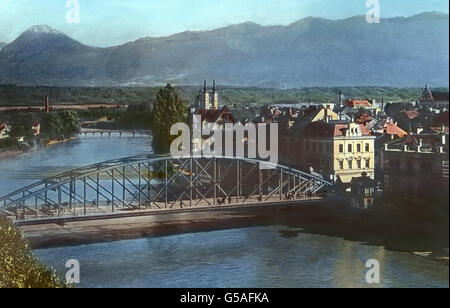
[348,172,378,209]
[419,84,449,107]
[373,119,409,173]
[381,130,448,195]
[396,110,422,133]
[344,99,372,109]
[433,91,450,106]
[278,106,340,166]
[372,118,408,138]
[32,121,40,136]
[196,106,236,127]
[0,122,8,139]
[192,106,237,155]
[432,111,449,128]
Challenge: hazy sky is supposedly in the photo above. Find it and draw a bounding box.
[1,0,448,47]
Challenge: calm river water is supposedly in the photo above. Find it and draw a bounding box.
[1,135,448,288]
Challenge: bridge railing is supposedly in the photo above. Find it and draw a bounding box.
[0,155,333,221]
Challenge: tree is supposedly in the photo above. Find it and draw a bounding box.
[9,114,35,144]
[41,111,79,140]
[0,215,66,288]
[151,84,188,154]
[59,111,80,138]
[118,104,152,129]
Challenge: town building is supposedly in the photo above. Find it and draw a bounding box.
[419,84,449,107]
[32,121,40,136]
[299,120,376,183]
[380,128,449,195]
[0,122,8,139]
[192,106,237,155]
[348,172,378,209]
[278,106,340,166]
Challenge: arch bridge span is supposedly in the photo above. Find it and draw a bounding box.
[0,155,333,222]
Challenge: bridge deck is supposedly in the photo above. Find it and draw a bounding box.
[11,195,324,225]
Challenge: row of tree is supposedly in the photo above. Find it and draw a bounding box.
[0,111,80,150]
[2,84,185,151]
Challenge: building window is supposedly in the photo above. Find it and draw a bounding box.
[365,143,370,152]
[357,160,362,169]
[348,160,353,169]
[366,159,371,168]
[339,161,344,169]
[357,144,361,152]
[348,144,352,153]
[339,144,344,153]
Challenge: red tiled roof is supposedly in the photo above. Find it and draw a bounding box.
[432,91,449,102]
[304,121,372,138]
[430,126,449,134]
[433,111,449,126]
[0,122,6,133]
[359,124,372,136]
[196,107,236,124]
[355,113,373,124]
[345,99,371,108]
[383,122,408,138]
[402,110,420,120]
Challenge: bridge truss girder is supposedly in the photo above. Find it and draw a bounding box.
[0,155,333,221]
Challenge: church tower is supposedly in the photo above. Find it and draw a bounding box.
[211,80,219,109]
[420,84,434,103]
[202,80,210,110]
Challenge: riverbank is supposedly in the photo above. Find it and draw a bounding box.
[19,202,449,264]
[0,137,76,161]
[43,137,76,147]
[0,148,26,160]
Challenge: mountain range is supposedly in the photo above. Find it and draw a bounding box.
[0,12,448,88]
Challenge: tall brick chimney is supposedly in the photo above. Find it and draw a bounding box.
[45,96,50,113]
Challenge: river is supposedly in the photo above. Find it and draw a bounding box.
[1,135,448,288]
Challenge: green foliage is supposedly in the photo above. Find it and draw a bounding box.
[9,114,35,144]
[117,104,152,129]
[0,215,66,288]
[2,85,448,108]
[77,109,124,122]
[0,137,19,150]
[151,84,187,154]
[41,111,79,140]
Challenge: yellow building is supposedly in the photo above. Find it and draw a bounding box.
[301,120,375,183]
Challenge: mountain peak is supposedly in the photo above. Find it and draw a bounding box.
[24,25,61,35]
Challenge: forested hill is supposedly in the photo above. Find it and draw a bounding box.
[1,85,447,108]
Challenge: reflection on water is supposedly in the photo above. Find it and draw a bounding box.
[34,226,449,288]
[2,136,449,288]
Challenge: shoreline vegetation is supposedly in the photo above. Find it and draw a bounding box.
[0,215,66,288]
[1,84,449,109]
[0,110,81,160]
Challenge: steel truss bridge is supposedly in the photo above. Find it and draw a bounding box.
[0,155,333,222]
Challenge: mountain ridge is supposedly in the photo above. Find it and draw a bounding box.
[0,11,448,87]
